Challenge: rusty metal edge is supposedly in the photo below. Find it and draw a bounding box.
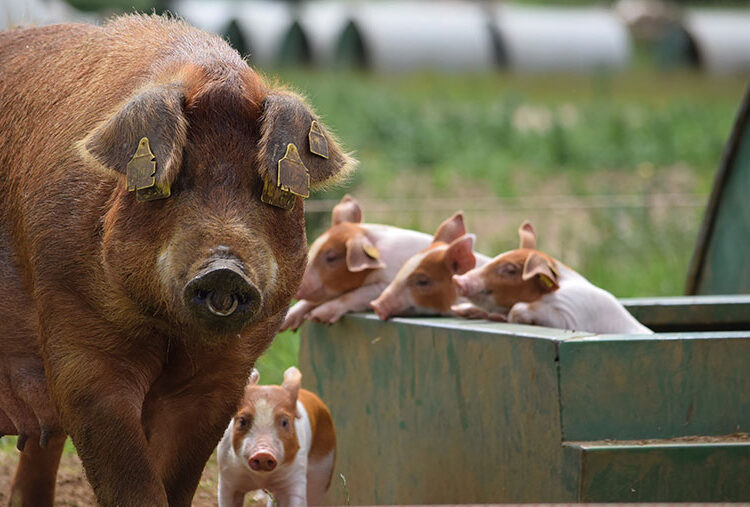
[685,82,750,295]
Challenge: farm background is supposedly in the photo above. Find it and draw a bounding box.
[2,0,749,503]
[256,68,747,386]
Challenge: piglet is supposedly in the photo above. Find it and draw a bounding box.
[281,195,433,330]
[217,367,336,507]
[370,212,490,319]
[452,221,653,334]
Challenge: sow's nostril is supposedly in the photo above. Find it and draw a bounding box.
[184,260,262,327]
[248,452,277,472]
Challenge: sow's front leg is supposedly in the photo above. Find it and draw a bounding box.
[39,299,168,507]
[10,431,66,507]
[141,320,279,507]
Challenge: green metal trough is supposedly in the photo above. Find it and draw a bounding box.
[298,84,750,503]
[299,298,750,503]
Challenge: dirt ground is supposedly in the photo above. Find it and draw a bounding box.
[0,446,230,506]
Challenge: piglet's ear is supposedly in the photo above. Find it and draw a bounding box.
[332,195,363,226]
[444,234,477,274]
[345,234,385,272]
[282,366,302,404]
[257,92,356,208]
[248,368,260,386]
[522,252,559,292]
[80,83,187,201]
[518,220,537,250]
[433,212,466,244]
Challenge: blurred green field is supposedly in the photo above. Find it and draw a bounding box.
[253,69,747,384]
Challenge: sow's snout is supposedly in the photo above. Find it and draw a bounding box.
[183,258,262,331]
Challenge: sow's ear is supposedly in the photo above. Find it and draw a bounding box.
[81,83,187,200]
[257,92,356,200]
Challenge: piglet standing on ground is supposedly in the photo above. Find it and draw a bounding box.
[452,221,653,334]
[218,367,336,507]
[370,212,490,319]
[281,195,433,330]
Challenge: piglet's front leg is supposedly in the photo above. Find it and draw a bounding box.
[451,303,507,322]
[280,300,318,332]
[306,283,387,324]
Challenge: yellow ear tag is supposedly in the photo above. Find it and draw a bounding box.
[261,143,310,210]
[126,137,171,201]
[363,244,380,260]
[540,274,555,289]
[308,120,329,159]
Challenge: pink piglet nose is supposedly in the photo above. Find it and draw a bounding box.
[370,299,390,320]
[249,452,277,472]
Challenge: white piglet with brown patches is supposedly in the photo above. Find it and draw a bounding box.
[281,195,433,330]
[370,212,491,319]
[452,221,653,334]
[217,367,336,507]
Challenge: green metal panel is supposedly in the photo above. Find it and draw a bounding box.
[564,440,750,501]
[300,309,750,503]
[299,314,586,504]
[687,83,750,295]
[621,294,750,331]
[559,332,750,441]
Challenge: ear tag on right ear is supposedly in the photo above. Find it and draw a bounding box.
[126,137,171,201]
[308,120,329,159]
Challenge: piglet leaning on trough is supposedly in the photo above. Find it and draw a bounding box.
[452,221,653,334]
[218,367,335,507]
[0,15,353,506]
[281,195,433,330]
[370,212,490,319]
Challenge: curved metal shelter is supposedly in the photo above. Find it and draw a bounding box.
[0,0,89,30]
[334,1,497,72]
[491,4,631,72]
[172,0,236,36]
[232,1,309,67]
[682,9,750,75]
[297,1,352,67]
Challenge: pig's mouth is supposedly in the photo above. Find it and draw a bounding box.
[183,258,263,332]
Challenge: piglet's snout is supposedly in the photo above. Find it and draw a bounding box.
[370,296,392,320]
[184,258,262,329]
[452,274,471,297]
[248,451,277,472]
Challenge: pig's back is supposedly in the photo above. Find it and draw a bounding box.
[298,389,336,494]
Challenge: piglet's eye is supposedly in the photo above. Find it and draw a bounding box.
[324,250,341,264]
[499,264,519,276]
[280,417,289,429]
[237,416,248,428]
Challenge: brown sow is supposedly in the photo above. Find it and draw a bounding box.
[0,14,353,506]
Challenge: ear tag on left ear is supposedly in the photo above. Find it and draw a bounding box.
[126,137,171,201]
[363,244,380,260]
[308,120,329,159]
[261,143,310,210]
